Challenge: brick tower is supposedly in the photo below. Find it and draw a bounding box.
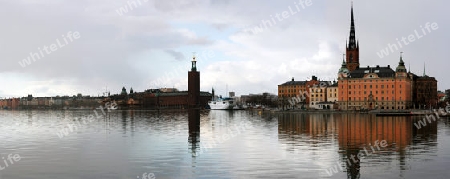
[188,55,200,108]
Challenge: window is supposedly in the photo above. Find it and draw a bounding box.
[364,85,367,89]
[349,97,351,101]
[370,85,373,89]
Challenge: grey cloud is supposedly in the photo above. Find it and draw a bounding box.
[165,49,185,61]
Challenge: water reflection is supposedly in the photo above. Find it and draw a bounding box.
[277,113,438,179]
[188,109,200,157]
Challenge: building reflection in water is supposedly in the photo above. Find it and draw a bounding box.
[278,113,437,179]
[188,109,201,157]
[118,110,136,136]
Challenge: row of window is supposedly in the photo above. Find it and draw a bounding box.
[343,101,405,105]
[343,96,403,101]
[346,79,403,83]
[345,90,403,95]
[346,84,402,89]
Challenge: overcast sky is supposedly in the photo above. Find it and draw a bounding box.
[0,0,448,97]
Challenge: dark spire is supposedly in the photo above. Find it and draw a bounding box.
[348,2,357,50]
[396,52,406,73]
[342,54,347,67]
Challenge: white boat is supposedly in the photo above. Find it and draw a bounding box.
[208,97,235,110]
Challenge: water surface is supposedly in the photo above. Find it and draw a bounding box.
[0,110,449,179]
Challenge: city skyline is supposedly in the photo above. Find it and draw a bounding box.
[0,0,448,98]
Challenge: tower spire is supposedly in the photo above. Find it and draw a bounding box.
[345,2,359,72]
[348,1,356,49]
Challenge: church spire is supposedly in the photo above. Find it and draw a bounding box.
[345,1,359,72]
[348,1,357,50]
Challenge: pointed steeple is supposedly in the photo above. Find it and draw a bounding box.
[345,1,360,72]
[348,2,357,50]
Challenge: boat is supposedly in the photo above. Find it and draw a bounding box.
[208,97,235,110]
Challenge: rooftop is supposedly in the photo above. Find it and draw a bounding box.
[349,65,395,78]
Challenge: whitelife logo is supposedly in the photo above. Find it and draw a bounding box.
[18,31,81,68]
[376,22,438,58]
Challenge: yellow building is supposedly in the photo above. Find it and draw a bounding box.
[327,83,339,103]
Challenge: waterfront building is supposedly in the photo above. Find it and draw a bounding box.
[309,81,333,109]
[411,68,438,109]
[338,55,412,110]
[278,76,320,109]
[327,82,339,103]
[337,4,437,110]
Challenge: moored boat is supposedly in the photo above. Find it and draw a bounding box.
[208,97,235,110]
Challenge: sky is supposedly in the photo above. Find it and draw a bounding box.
[0,0,449,98]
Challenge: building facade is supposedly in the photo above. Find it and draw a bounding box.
[278,76,320,109]
[337,4,436,111]
[309,81,335,109]
[327,83,339,103]
[413,75,438,109]
[338,58,412,110]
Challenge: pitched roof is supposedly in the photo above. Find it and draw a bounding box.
[349,66,395,78]
[279,80,307,86]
